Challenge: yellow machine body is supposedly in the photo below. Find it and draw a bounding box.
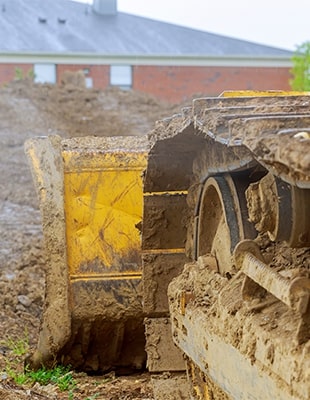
[63,149,146,279]
[25,135,148,371]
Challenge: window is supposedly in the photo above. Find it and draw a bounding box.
[110,65,132,90]
[34,64,56,84]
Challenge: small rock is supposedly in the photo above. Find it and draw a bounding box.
[0,372,8,380]
[16,304,26,312]
[0,346,9,356]
[17,294,32,307]
[5,272,15,280]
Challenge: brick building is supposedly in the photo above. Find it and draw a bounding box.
[0,0,293,103]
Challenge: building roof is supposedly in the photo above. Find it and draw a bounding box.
[0,0,292,57]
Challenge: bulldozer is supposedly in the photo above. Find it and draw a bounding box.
[25,91,310,399]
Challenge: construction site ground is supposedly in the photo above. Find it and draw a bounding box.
[0,79,188,399]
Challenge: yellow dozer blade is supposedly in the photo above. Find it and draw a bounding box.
[25,135,148,372]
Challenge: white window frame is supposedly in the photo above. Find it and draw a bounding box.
[110,65,132,90]
[34,63,56,84]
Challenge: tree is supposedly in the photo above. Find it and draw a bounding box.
[290,41,310,91]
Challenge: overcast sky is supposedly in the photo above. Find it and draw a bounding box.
[74,0,309,51]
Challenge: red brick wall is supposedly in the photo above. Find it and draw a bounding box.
[0,62,291,103]
[56,64,110,89]
[0,63,110,89]
[0,63,34,83]
[133,65,292,103]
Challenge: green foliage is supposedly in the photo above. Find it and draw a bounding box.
[4,363,76,392]
[4,364,30,385]
[14,67,24,80]
[26,365,76,391]
[4,331,29,356]
[27,68,35,80]
[1,333,76,395]
[14,67,35,81]
[290,41,310,91]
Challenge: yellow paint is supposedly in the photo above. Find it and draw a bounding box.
[220,90,310,97]
[63,149,147,277]
[144,190,188,196]
[26,147,47,202]
[70,272,142,282]
[141,248,185,254]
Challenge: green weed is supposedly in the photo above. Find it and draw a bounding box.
[1,334,77,396]
[4,364,30,385]
[26,365,76,391]
[4,331,29,357]
[14,67,35,81]
[4,363,76,393]
[1,335,76,393]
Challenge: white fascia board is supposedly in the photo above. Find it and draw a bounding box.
[0,52,293,67]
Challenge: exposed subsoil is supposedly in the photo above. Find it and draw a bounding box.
[0,78,187,399]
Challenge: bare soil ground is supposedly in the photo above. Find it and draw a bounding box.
[0,78,186,399]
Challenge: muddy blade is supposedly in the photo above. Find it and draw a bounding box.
[24,135,149,372]
[63,278,146,372]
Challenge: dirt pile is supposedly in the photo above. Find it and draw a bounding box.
[2,78,182,138]
[0,79,187,399]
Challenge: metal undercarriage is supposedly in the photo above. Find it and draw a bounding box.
[143,92,310,399]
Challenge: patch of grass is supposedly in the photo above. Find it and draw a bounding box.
[3,330,29,356]
[26,365,76,391]
[1,334,76,394]
[4,362,76,391]
[4,364,30,385]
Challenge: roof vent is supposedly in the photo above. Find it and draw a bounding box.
[93,0,117,15]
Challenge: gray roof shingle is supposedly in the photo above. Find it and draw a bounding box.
[0,0,292,56]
